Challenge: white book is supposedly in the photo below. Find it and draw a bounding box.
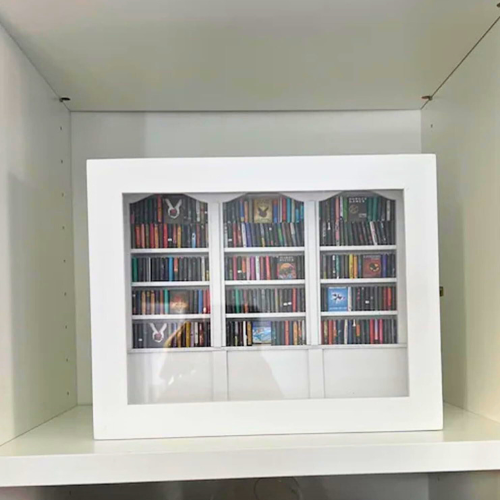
[369,221,378,245]
[255,257,260,280]
[242,224,247,247]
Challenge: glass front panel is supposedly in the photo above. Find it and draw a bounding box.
[125,190,408,405]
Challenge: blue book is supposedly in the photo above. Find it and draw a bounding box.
[252,321,272,344]
[168,257,174,281]
[327,287,348,312]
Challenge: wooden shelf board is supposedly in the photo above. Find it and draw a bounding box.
[131,248,209,254]
[224,247,305,254]
[225,279,305,287]
[320,246,396,252]
[132,281,209,288]
[320,278,397,284]
[2,404,500,486]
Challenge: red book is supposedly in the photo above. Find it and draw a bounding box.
[163,223,168,248]
[157,195,162,223]
[369,319,374,344]
[174,257,179,280]
[292,288,297,312]
[266,256,271,280]
[379,319,384,344]
[135,226,141,248]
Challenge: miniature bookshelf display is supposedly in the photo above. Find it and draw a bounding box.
[88,156,442,439]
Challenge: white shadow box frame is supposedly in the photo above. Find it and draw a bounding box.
[87,155,442,439]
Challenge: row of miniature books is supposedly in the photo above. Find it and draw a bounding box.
[132,289,211,315]
[319,194,396,247]
[320,252,396,279]
[133,320,211,348]
[226,319,306,346]
[321,318,397,345]
[131,222,209,249]
[132,255,209,282]
[225,255,304,281]
[224,196,304,224]
[225,287,306,314]
[131,194,208,225]
[224,221,304,248]
[321,286,397,312]
[131,318,397,349]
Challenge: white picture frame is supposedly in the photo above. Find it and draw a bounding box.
[87,155,442,439]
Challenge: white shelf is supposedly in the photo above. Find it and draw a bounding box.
[128,344,406,353]
[321,343,405,349]
[132,314,210,320]
[131,248,209,254]
[128,347,215,353]
[2,404,500,486]
[226,312,306,319]
[320,245,396,252]
[321,311,397,317]
[224,247,305,254]
[225,279,305,287]
[321,278,397,284]
[132,281,209,288]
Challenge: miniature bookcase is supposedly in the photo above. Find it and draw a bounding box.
[88,156,441,439]
[124,190,408,404]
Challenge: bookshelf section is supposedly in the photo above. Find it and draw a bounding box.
[318,192,401,348]
[128,194,212,351]
[223,194,307,348]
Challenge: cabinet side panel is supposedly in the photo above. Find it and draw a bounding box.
[0,24,76,445]
[421,19,500,420]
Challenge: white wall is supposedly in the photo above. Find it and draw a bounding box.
[72,110,421,403]
[0,24,76,444]
[421,20,500,421]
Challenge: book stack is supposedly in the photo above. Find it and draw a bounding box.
[226,320,306,347]
[224,195,304,247]
[130,194,208,249]
[321,318,397,345]
[133,321,211,348]
[320,253,396,279]
[321,286,396,312]
[132,289,210,315]
[226,287,305,314]
[225,255,304,281]
[132,255,209,282]
[319,194,396,246]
